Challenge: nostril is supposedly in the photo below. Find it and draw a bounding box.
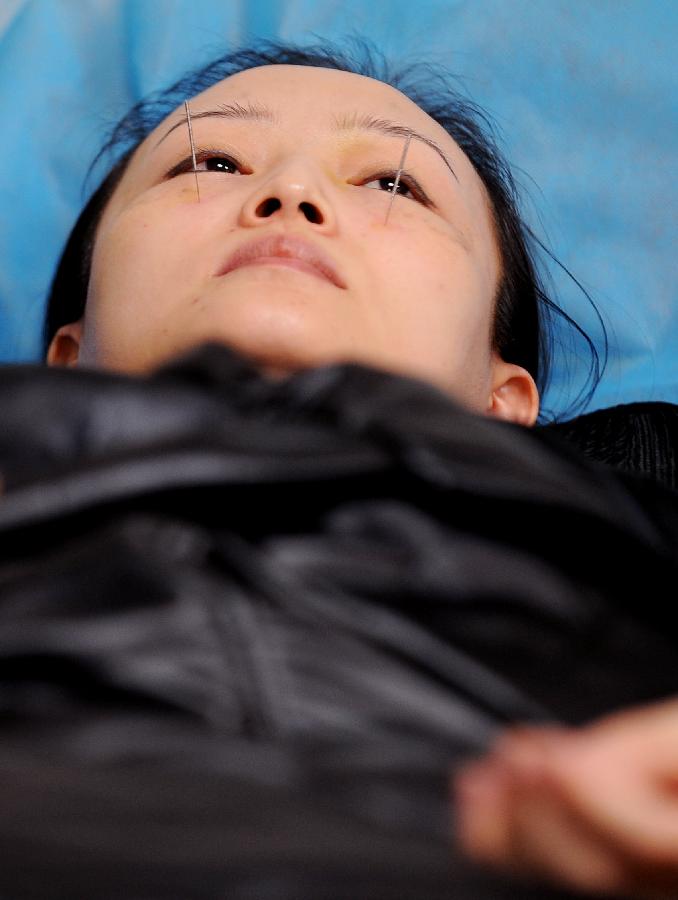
[255,197,282,217]
[254,197,323,223]
[300,201,322,224]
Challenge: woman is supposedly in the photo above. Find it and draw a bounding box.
[3,37,677,899]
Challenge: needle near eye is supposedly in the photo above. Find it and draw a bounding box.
[184,100,200,202]
[384,133,412,225]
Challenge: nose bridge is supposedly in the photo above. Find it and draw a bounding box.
[274,146,326,182]
[239,147,335,227]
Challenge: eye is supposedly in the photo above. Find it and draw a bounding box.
[196,152,242,174]
[362,169,431,206]
[164,149,244,179]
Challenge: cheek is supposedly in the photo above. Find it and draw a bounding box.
[88,202,201,334]
[81,199,205,370]
[369,212,494,344]
[358,207,497,397]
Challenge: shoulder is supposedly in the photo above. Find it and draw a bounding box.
[539,402,678,492]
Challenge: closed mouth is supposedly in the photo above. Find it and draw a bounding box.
[217,233,347,289]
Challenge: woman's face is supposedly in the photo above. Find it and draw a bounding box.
[49,64,538,421]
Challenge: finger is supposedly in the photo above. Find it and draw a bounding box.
[463,711,678,894]
[504,763,632,894]
[456,747,630,894]
[542,734,678,870]
[492,722,678,865]
[481,733,631,893]
[454,760,514,866]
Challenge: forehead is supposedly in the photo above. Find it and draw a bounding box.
[162,64,441,134]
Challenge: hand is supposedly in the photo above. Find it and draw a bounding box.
[453,698,678,898]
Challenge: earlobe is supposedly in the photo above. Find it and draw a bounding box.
[46,321,83,368]
[486,360,540,426]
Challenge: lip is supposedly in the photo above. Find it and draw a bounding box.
[216,233,347,289]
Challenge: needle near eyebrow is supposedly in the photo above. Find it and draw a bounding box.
[184,100,200,202]
[384,133,412,225]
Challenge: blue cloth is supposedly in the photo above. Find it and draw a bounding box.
[0,0,675,416]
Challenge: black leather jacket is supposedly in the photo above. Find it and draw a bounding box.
[1,343,676,899]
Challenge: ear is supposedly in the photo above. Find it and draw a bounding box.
[46,320,83,367]
[485,358,539,426]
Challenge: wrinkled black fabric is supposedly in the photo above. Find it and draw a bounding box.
[545,400,678,490]
[1,342,677,900]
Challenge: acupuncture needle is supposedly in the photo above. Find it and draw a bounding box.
[184,100,200,202]
[384,133,412,225]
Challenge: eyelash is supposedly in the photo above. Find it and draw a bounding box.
[164,148,433,207]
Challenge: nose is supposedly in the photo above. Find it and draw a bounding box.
[237,160,336,229]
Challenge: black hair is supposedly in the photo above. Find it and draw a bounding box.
[43,35,606,422]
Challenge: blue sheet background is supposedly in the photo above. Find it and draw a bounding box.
[0,0,675,417]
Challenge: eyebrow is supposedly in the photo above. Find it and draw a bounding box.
[153,101,273,148]
[334,111,458,181]
[154,100,458,181]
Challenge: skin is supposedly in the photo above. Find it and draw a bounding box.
[454,698,678,897]
[48,64,538,424]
